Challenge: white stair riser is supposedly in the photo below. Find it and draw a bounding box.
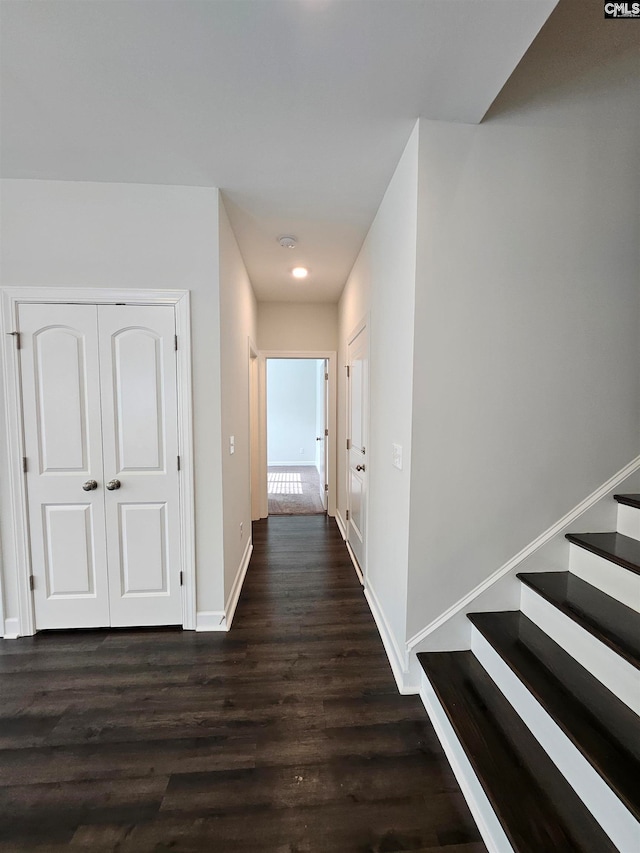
[520,585,640,715]
[568,544,640,612]
[419,673,514,853]
[472,628,640,852]
[618,504,640,539]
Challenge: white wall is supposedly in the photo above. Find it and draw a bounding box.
[338,123,420,658]
[218,196,258,609]
[406,1,640,638]
[258,302,338,351]
[267,359,319,465]
[0,180,226,622]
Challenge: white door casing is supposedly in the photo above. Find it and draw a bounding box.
[316,359,328,511]
[257,350,337,521]
[249,343,261,522]
[347,322,369,576]
[0,287,195,638]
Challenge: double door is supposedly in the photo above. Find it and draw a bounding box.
[19,303,182,630]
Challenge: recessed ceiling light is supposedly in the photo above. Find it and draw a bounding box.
[291,267,308,279]
[278,235,297,249]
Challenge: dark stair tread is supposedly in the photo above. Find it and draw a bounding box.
[468,610,640,818]
[566,531,640,575]
[614,494,640,510]
[418,651,617,853]
[517,571,640,667]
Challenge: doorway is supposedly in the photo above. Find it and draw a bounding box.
[252,350,337,521]
[266,358,327,515]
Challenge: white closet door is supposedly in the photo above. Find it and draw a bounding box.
[98,305,182,627]
[19,304,110,629]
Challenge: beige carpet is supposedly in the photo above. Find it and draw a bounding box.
[268,465,325,515]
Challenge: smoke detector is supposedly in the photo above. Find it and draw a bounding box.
[278,235,297,249]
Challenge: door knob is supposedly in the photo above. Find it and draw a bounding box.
[106,479,121,490]
[82,479,98,491]
[356,464,366,472]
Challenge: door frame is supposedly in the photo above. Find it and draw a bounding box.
[248,338,262,522]
[315,357,329,512]
[0,287,196,637]
[259,350,337,518]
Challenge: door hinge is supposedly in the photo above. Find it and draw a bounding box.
[325,372,329,381]
[7,331,21,349]
[22,457,27,473]
[346,438,351,450]
[174,334,178,351]
[346,509,350,521]
[180,571,184,586]
[324,483,329,492]
[324,428,328,437]
[346,365,350,378]
[29,575,35,591]
[177,455,181,471]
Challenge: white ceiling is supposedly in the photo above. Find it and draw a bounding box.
[0,0,557,303]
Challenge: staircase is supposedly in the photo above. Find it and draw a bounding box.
[418,494,640,852]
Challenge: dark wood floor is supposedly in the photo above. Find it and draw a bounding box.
[0,516,484,852]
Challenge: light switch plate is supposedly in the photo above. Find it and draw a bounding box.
[230,435,235,455]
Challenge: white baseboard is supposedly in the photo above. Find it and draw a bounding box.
[419,673,513,853]
[224,538,253,629]
[338,518,363,584]
[345,540,364,585]
[407,455,640,652]
[268,461,316,467]
[195,610,227,632]
[364,581,418,694]
[1,617,20,639]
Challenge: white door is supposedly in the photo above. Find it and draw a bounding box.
[19,303,183,630]
[19,304,110,629]
[347,324,368,575]
[315,359,328,511]
[98,305,182,627]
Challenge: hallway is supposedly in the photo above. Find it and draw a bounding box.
[0,517,483,852]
